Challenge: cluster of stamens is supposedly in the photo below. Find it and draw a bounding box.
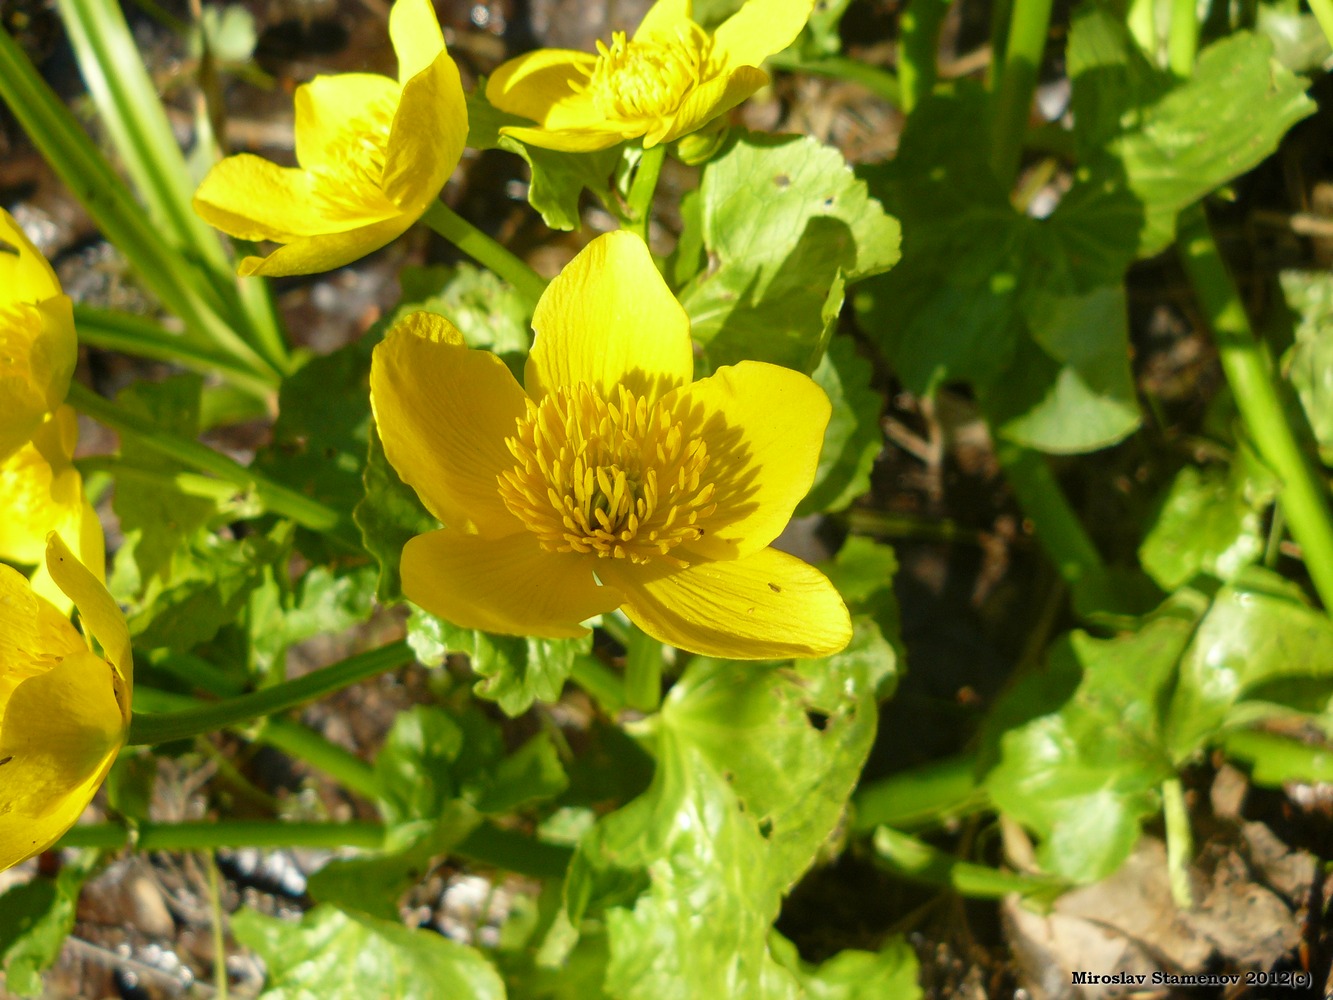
[583,24,712,122]
[498,383,718,565]
[307,94,399,212]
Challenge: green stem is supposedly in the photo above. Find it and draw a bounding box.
[872,826,1066,900]
[988,0,1055,188]
[1127,0,1159,61]
[257,718,378,799]
[898,0,952,113]
[1308,0,1333,53]
[1167,0,1200,77]
[128,641,414,745]
[570,653,627,716]
[624,628,664,713]
[75,457,250,504]
[68,381,340,532]
[73,305,276,398]
[766,52,900,106]
[852,754,988,833]
[625,143,666,243]
[997,443,1112,611]
[1177,206,1333,610]
[60,820,386,851]
[1162,777,1194,908]
[420,200,547,311]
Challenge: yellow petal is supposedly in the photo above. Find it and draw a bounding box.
[526,232,694,403]
[486,48,599,124]
[46,534,131,703]
[666,361,829,560]
[649,65,767,146]
[293,73,402,171]
[711,0,814,72]
[0,562,85,716]
[237,216,411,277]
[389,0,445,84]
[0,208,61,308]
[0,648,125,871]
[602,546,851,659]
[498,123,631,152]
[402,528,622,638]
[370,312,528,536]
[0,408,105,613]
[633,0,694,40]
[195,153,397,245]
[0,294,76,462]
[382,49,467,212]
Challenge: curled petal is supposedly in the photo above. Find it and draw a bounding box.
[402,528,622,638]
[526,231,694,402]
[383,49,467,211]
[389,0,446,84]
[370,312,528,536]
[633,0,694,40]
[649,65,768,147]
[711,0,815,73]
[46,534,130,701]
[602,546,851,659]
[486,49,598,125]
[237,217,412,277]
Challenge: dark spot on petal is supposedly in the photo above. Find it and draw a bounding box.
[768,582,782,593]
[0,756,11,767]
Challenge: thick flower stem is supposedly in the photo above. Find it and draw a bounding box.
[57,821,574,879]
[67,381,342,533]
[626,144,666,244]
[1177,206,1333,610]
[127,641,415,746]
[1162,777,1194,908]
[898,0,953,112]
[420,200,548,311]
[988,0,1054,187]
[624,628,664,713]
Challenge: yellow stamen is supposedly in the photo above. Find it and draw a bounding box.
[583,24,712,123]
[498,383,718,565]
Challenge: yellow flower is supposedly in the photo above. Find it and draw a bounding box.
[193,0,466,276]
[0,406,106,613]
[485,0,815,152]
[0,534,132,872]
[370,231,850,659]
[0,209,76,464]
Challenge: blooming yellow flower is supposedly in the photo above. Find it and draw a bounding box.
[371,231,850,659]
[485,0,814,152]
[0,406,106,613]
[193,0,466,276]
[0,534,131,872]
[0,209,76,464]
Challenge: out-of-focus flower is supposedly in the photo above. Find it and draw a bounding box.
[371,231,850,659]
[0,406,106,612]
[193,0,466,276]
[0,535,132,872]
[486,0,814,152]
[0,209,76,463]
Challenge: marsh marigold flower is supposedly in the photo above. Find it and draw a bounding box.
[0,535,132,872]
[0,209,76,463]
[371,231,851,659]
[193,0,466,276]
[485,0,814,152]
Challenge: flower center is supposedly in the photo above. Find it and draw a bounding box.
[585,24,712,123]
[308,95,398,213]
[498,383,717,565]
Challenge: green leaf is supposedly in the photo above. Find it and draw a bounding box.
[797,335,883,515]
[1166,577,1333,759]
[469,731,570,815]
[561,645,884,997]
[374,705,465,832]
[1281,269,1333,464]
[233,904,506,1000]
[354,424,438,603]
[397,263,531,358]
[1256,3,1331,72]
[1222,729,1333,787]
[0,859,94,997]
[110,375,218,593]
[246,562,378,677]
[407,607,588,716]
[821,536,904,671]
[1138,451,1277,591]
[984,286,1141,454]
[682,131,901,372]
[1069,11,1316,255]
[982,612,1197,882]
[768,933,921,1000]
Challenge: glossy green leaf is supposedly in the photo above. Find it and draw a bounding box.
[407,607,588,715]
[233,904,506,1000]
[354,425,438,603]
[397,263,531,358]
[0,858,94,997]
[983,613,1196,882]
[797,335,883,515]
[682,131,901,372]
[1222,729,1333,787]
[1281,270,1333,464]
[1138,452,1276,590]
[769,933,921,1000]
